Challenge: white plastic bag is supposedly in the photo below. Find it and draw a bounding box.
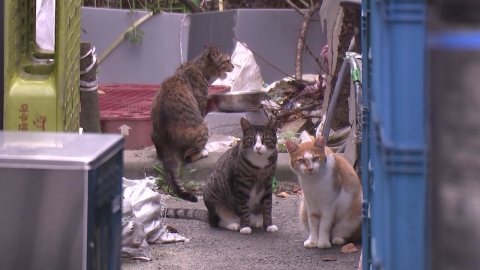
[36,0,55,52]
[212,41,265,92]
[121,176,189,260]
[121,200,152,261]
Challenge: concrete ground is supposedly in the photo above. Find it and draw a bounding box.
[122,195,361,270]
[122,147,362,270]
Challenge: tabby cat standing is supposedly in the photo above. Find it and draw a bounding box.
[150,45,234,202]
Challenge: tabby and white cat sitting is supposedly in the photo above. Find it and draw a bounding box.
[286,136,362,249]
[165,118,279,234]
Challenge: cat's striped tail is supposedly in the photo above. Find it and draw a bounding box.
[165,208,209,222]
[162,154,198,202]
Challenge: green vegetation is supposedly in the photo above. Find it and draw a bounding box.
[153,163,200,196]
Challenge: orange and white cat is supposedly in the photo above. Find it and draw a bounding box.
[286,136,362,249]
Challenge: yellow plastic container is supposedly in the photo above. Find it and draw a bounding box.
[4,0,81,132]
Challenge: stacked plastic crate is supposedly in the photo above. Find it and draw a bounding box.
[361,0,427,269]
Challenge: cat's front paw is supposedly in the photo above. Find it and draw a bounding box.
[226,223,240,231]
[303,239,317,248]
[317,240,332,249]
[200,148,209,158]
[266,225,278,232]
[240,227,252,235]
[332,237,346,246]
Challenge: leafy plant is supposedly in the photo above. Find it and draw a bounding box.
[272,177,277,193]
[123,0,151,45]
[277,130,300,152]
[124,26,145,44]
[153,163,199,196]
[147,3,161,15]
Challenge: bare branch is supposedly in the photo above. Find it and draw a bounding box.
[273,103,323,120]
[285,0,306,16]
[299,0,310,8]
[305,56,321,76]
[293,1,321,79]
[305,43,332,76]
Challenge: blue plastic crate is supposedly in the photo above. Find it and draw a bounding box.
[362,0,427,269]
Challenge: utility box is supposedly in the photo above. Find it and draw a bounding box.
[0,131,124,269]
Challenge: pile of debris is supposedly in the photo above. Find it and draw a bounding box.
[261,69,351,154]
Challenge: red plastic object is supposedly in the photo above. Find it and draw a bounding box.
[98,84,157,150]
[98,84,231,150]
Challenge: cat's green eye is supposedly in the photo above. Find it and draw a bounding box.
[298,159,305,164]
[313,157,320,162]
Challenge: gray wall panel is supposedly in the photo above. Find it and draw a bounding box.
[234,9,324,84]
[81,8,188,84]
[187,10,237,61]
[81,8,325,85]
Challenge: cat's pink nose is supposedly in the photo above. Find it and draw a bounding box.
[255,146,261,151]
[307,168,313,172]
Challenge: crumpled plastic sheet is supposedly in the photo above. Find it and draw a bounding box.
[36,0,55,52]
[205,134,239,153]
[264,74,319,93]
[212,41,266,92]
[345,52,363,144]
[121,177,189,261]
[122,200,151,261]
[299,130,314,143]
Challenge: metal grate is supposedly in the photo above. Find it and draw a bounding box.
[81,0,193,13]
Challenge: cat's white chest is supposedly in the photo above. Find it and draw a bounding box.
[248,186,264,208]
[245,152,272,168]
[299,154,337,205]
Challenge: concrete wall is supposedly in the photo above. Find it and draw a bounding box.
[187,10,237,59]
[189,9,325,84]
[81,8,189,85]
[81,8,326,85]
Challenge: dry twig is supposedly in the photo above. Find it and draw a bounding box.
[285,0,322,79]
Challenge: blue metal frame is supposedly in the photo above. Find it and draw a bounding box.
[361,0,427,269]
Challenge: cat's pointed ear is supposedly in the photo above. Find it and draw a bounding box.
[240,118,253,134]
[314,136,326,148]
[209,45,220,60]
[285,140,299,153]
[264,120,278,133]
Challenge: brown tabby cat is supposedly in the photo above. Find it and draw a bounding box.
[165,118,279,234]
[286,136,362,249]
[151,45,234,202]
